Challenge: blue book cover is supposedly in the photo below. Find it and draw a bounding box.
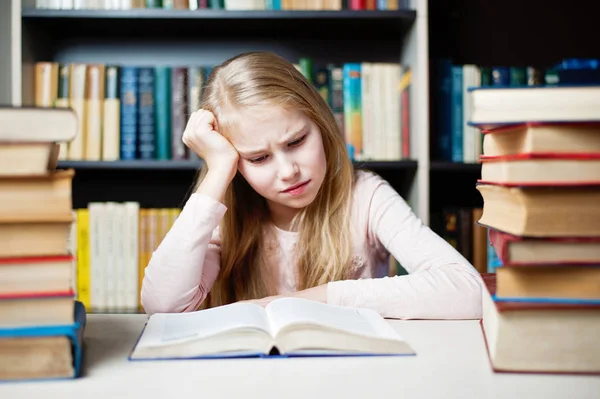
[0,301,87,382]
[154,66,171,160]
[342,63,362,161]
[120,67,139,160]
[450,65,463,163]
[137,67,156,160]
[436,59,452,161]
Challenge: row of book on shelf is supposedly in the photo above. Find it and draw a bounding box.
[35,0,406,11]
[434,59,600,164]
[34,58,411,163]
[468,78,600,374]
[0,107,84,381]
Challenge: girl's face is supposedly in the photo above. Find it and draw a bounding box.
[229,106,327,228]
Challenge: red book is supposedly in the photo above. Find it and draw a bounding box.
[488,228,600,266]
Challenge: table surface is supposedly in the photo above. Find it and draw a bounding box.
[1,314,599,399]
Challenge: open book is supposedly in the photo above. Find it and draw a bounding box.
[129,298,415,359]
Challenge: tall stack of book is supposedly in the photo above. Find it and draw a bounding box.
[468,84,600,374]
[0,107,86,381]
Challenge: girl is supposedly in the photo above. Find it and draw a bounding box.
[141,51,483,319]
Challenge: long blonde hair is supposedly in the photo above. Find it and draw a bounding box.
[195,52,355,307]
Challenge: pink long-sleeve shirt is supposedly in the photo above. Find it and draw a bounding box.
[141,170,483,319]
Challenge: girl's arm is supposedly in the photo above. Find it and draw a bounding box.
[142,109,238,315]
[327,178,484,320]
[140,192,227,315]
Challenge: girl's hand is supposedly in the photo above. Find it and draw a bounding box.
[182,109,239,180]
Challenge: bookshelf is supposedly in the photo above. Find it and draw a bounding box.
[2,0,431,223]
[426,0,600,234]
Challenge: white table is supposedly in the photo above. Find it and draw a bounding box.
[1,314,599,398]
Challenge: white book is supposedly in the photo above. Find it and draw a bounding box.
[462,64,480,163]
[224,0,265,10]
[124,202,140,312]
[129,298,415,360]
[114,203,128,311]
[360,62,373,161]
[88,203,106,313]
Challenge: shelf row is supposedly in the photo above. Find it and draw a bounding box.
[55,160,483,171]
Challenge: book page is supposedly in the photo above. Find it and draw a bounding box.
[138,302,272,348]
[265,297,401,341]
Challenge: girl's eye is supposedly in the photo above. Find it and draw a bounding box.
[249,155,268,164]
[288,135,307,147]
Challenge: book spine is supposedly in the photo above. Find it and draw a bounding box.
[479,67,492,86]
[450,65,463,163]
[171,67,188,160]
[76,208,91,311]
[124,202,140,312]
[208,0,224,8]
[119,67,139,160]
[85,64,105,161]
[154,66,171,160]
[299,57,313,83]
[491,66,510,86]
[102,66,121,161]
[137,67,157,160]
[509,67,527,86]
[187,67,204,161]
[399,67,411,159]
[327,64,344,133]
[68,64,87,161]
[138,209,148,312]
[343,63,362,160]
[436,59,452,162]
[55,64,70,161]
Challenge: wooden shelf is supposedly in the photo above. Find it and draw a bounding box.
[58,159,418,171]
[21,9,416,40]
[58,160,203,171]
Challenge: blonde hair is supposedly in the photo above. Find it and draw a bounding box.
[195,52,355,308]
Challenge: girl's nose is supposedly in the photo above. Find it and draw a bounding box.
[277,156,299,180]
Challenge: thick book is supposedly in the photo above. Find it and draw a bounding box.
[0,106,77,143]
[476,183,600,237]
[480,274,600,374]
[495,265,600,303]
[479,153,600,186]
[0,300,86,381]
[129,297,415,360]
[488,228,600,266]
[481,122,600,157]
[467,84,600,127]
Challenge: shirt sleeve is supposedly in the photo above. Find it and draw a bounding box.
[326,176,484,320]
[140,193,226,315]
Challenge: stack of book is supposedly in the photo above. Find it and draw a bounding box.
[0,107,85,381]
[468,84,600,374]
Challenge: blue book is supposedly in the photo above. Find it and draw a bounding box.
[137,67,156,160]
[128,298,415,361]
[0,301,86,382]
[450,65,463,162]
[436,59,452,161]
[120,67,139,160]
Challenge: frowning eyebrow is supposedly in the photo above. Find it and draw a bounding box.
[237,126,307,157]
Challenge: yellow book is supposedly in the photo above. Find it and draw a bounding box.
[34,62,58,108]
[137,209,148,312]
[76,208,91,311]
